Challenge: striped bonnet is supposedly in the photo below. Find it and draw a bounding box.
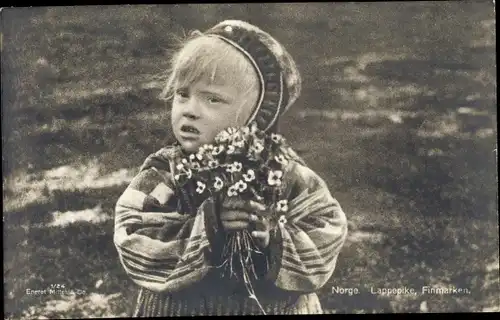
[204,20,302,132]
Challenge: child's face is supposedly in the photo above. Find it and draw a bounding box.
[171,77,258,153]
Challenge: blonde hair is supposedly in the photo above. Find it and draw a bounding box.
[159,32,260,124]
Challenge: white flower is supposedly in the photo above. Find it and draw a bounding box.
[227,127,240,136]
[212,145,224,155]
[276,200,288,212]
[278,215,287,225]
[225,162,242,173]
[174,174,180,181]
[227,185,238,197]
[189,154,195,160]
[234,140,245,148]
[268,170,283,186]
[235,180,247,192]
[191,162,200,170]
[249,122,258,134]
[214,177,224,190]
[186,169,192,179]
[232,161,242,172]
[275,155,289,165]
[196,181,206,194]
[216,127,238,142]
[182,158,188,164]
[176,163,184,170]
[216,133,230,143]
[208,160,219,168]
[271,133,283,143]
[251,142,264,154]
[227,145,236,154]
[195,153,203,161]
[241,126,250,136]
[243,169,255,182]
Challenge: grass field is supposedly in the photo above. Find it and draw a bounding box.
[2,3,498,317]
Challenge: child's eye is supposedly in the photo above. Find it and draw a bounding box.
[175,89,189,99]
[207,96,226,104]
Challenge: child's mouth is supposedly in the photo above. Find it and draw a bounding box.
[180,125,200,135]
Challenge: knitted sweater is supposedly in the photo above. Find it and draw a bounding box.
[114,146,348,316]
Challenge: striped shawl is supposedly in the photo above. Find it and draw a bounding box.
[114,146,348,315]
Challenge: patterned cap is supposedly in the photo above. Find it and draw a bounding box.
[204,20,302,132]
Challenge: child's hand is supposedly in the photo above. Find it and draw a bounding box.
[220,198,266,232]
[220,198,271,249]
[249,214,271,249]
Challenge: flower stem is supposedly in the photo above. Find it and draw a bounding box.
[240,251,266,315]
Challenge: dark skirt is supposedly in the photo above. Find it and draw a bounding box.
[131,274,323,316]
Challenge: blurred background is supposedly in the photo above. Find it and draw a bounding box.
[2,3,498,317]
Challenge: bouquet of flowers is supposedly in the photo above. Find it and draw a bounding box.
[171,121,296,314]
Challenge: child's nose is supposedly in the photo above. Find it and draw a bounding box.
[182,97,201,119]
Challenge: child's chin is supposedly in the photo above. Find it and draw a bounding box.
[179,141,201,153]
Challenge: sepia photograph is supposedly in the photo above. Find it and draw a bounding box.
[2,2,498,317]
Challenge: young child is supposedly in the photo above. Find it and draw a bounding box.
[114,20,348,316]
